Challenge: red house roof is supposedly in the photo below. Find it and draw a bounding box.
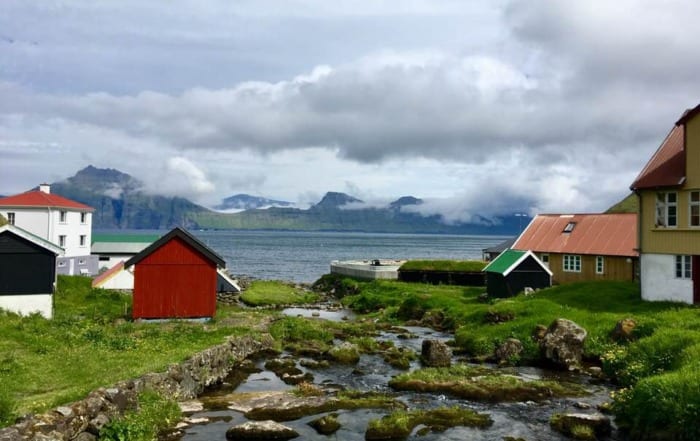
[0,190,93,211]
[512,213,638,257]
[629,105,700,190]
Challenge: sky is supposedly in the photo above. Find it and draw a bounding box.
[2,0,700,223]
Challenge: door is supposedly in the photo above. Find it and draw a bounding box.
[693,255,700,304]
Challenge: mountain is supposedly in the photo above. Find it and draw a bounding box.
[24,166,524,234]
[50,166,209,229]
[606,193,638,214]
[214,194,293,211]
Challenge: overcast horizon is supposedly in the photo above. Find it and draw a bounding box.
[2,1,699,223]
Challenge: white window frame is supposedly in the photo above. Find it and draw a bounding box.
[690,191,700,227]
[656,192,677,227]
[58,235,66,247]
[675,255,692,279]
[540,253,550,268]
[59,210,67,223]
[79,235,87,247]
[80,212,87,224]
[596,256,604,275]
[6,212,15,225]
[563,254,581,272]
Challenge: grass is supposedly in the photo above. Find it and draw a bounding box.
[389,364,587,402]
[333,276,700,440]
[399,260,486,272]
[0,276,269,424]
[99,389,180,441]
[240,280,318,306]
[366,406,492,440]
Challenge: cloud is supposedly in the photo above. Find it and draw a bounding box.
[146,157,215,199]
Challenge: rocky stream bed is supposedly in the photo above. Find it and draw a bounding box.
[166,310,619,441]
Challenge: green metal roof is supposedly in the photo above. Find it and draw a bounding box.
[92,233,161,244]
[483,249,527,275]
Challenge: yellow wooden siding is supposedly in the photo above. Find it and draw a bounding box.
[545,254,636,284]
[639,187,700,254]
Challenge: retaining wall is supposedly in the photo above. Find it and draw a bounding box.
[0,334,274,441]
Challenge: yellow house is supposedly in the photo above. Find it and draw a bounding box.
[631,104,700,304]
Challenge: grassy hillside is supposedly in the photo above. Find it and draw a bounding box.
[606,192,639,213]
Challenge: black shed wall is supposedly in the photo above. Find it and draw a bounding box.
[0,233,56,294]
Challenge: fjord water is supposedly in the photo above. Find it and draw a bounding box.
[192,230,508,283]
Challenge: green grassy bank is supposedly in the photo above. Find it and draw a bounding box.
[0,276,270,425]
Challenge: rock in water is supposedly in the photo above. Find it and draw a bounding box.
[308,413,341,435]
[550,412,612,438]
[421,339,452,367]
[540,319,587,370]
[225,420,299,441]
[494,338,524,365]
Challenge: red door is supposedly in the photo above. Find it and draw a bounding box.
[693,256,700,304]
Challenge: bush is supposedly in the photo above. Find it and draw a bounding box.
[454,330,495,357]
[99,390,180,441]
[269,317,333,344]
[613,366,700,440]
[601,329,700,386]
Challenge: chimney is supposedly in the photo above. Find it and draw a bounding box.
[39,183,51,194]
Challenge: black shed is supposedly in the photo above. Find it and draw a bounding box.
[483,249,551,298]
[0,225,63,318]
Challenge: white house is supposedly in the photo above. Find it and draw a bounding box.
[0,184,98,275]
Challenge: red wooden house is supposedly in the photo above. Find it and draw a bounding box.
[124,227,226,320]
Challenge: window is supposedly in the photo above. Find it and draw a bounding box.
[59,211,67,223]
[563,222,576,233]
[57,261,66,267]
[540,253,550,268]
[676,255,692,279]
[58,235,66,247]
[80,212,87,224]
[79,235,86,247]
[656,192,677,227]
[78,259,86,265]
[690,191,700,227]
[6,212,15,225]
[596,256,605,274]
[99,256,110,261]
[563,255,581,272]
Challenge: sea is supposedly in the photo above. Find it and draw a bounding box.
[188,230,509,283]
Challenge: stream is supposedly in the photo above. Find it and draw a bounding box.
[168,310,619,441]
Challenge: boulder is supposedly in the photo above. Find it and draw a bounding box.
[225,420,299,441]
[308,413,341,435]
[421,339,452,367]
[550,412,611,439]
[610,318,637,342]
[532,324,548,342]
[540,319,587,370]
[494,338,523,365]
[0,427,23,441]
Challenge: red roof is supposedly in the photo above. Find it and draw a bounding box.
[0,190,93,211]
[630,124,686,190]
[512,213,638,257]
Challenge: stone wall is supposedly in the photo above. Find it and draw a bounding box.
[0,334,274,441]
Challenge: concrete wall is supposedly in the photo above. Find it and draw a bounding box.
[330,260,403,280]
[641,253,693,303]
[57,255,99,276]
[0,293,52,318]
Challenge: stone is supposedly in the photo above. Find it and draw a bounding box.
[0,427,23,441]
[225,420,299,440]
[610,318,637,342]
[550,412,611,439]
[73,432,97,441]
[494,338,524,365]
[421,339,452,367]
[87,414,110,435]
[540,319,587,370]
[532,324,548,341]
[308,413,341,435]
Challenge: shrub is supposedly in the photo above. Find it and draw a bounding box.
[613,367,700,440]
[454,330,495,357]
[99,390,180,441]
[601,329,700,386]
[269,317,333,344]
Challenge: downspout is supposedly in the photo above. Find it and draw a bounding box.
[634,189,642,284]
